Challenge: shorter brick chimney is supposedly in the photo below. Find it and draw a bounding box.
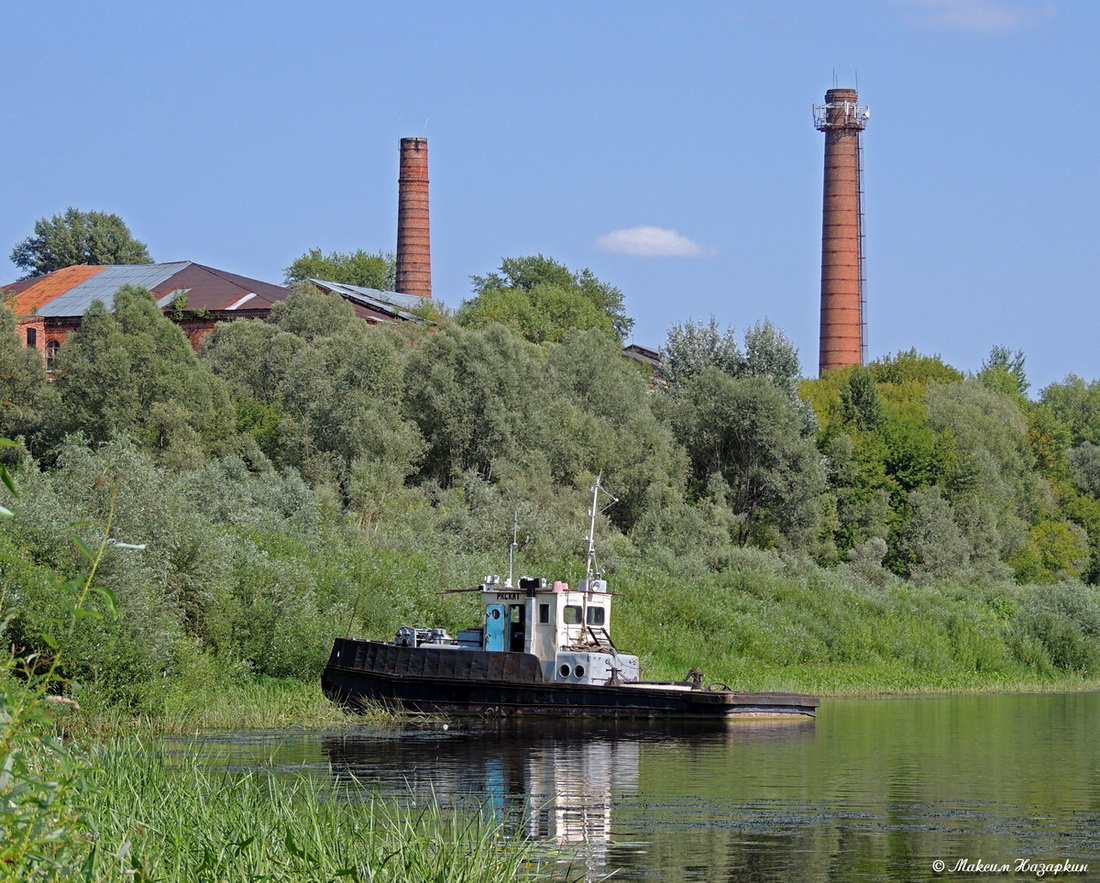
[395,137,431,298]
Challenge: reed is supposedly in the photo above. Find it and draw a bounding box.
[77,737,543,882]
[59,678,402,737]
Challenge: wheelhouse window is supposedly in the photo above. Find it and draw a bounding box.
[538,604,550,624]
[586,606,606,626]
[563,605,583,624]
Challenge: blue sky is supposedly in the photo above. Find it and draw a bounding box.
[2,0,1095,391]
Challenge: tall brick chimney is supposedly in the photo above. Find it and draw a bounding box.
[814,88,869,374]
[395,137,431,298]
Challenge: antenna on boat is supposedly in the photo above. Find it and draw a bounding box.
[584,475,618,584]
[506,511,518,588]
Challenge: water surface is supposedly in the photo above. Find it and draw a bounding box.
[177,693,1100,881]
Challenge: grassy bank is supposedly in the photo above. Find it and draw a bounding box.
[53,543,1100,741]
[58,677,361,737]
[611,549,1100,696]
[7,735,542,882]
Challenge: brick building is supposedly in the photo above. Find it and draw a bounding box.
[2,262,430,369]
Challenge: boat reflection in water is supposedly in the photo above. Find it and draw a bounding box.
[322,718,816,879]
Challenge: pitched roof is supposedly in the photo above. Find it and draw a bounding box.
[3,265,109,317]
[152,263,292,311]
[3,262,292,318]
[35,263,188,317]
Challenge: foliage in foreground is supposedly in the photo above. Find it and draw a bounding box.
[76,739,540,883]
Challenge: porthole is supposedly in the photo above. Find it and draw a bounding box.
[559,664,571,678]
[574,665,586,678]
[490,609,501,619]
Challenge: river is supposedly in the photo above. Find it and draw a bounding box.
[180,692,1100,881]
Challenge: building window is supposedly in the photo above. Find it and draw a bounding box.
[26,328,37,348]
[45,340,60,370]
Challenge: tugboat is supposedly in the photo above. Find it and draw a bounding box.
[322,480,819,720]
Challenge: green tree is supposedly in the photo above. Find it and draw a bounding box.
[10,208,152,279]
[662,318,812,432]
[926,380,1035,505]
[283,249,396,290]
[1068,443,1100,497]
[405,323,548,484]
[660,317,742,389]
[53,286,237,467]
[742,319,802,396]
[203,286,421,491]
[978,345,1030,403]
[1037,375,1100,446]
[542,329,687,528]
[839,366,883,431]
[1010,517,1090,583]
[674,369,824,548]
[0,307,53,450]
[458,255,633,343]
[897,486,968,581]
[868,349,964,388]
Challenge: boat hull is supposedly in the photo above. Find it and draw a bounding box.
[322,638,819,720]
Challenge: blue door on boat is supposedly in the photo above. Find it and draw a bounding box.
[485,604,507,651]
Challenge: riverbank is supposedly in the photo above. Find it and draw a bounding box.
[53,676,364,737]
[612,555,1100,697]
[50,670,1100,740]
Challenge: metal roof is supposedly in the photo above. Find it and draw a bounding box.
[307,279,431,322]
[4,265,107,317]
[35,263,188,317]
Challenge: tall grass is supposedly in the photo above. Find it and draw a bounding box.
[78,738,543,882]
[62,677,355,737]
[613,551,1100,695]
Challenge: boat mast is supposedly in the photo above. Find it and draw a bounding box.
[584,475,618,584]
[584,478,600,584]
[506,511,518,588]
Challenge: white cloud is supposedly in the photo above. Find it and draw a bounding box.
[902,0,1056,33]
[595,226,714,258]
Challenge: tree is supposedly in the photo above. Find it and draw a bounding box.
[10,208,152,279]
[897,487,969,581]
[925,379,1034,503]
[1068,443,1100,497]
[660,317,742,389]
[203,286,421,490]
[458,255,633,343]
[741,319,802,396]
[868,349,964,388]
[0,307,53,449]
[53,286,236,467]
[674,369,824,548]
[839,366,883,431]
[662,317,813,433]
[283,249,395,290]
[542,329,687,528]
[978,345,1029,403]
[1037,375,1100,446]
[404,323,548,483]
